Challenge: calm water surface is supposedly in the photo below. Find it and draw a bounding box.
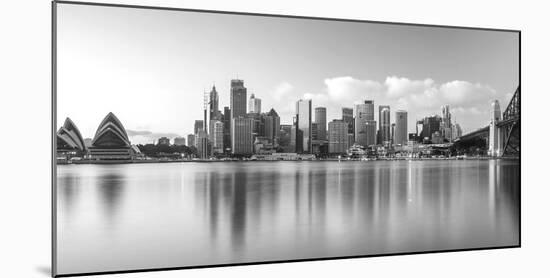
[56,160,519,274]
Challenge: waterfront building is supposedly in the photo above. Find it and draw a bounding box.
[157,137,170,146]
[311,122,319,140]
[296,99,312,153]
[264,108,280,145]
[187,134,196,148]
[328,119,348,154]
[314,107,327,141]
[394,110,408,146]
[173,137,186,146]
[248,93,261,114]
[210,120,224,154]
[488,100,503,156]
[194,120,204,135]
[231,117,254,155]
[290,120,297,153]
[441,104,452,140]
[342,107,354,135]
[365,120,377,147]
[196,130,211,159]
[279,124,292,151]
[354,100,374,147]
[57,117,87,155]
[378,105,390,144]
[230,79,247,119]
[88,112,134,160]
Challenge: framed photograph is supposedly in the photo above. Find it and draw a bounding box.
[52,1,520,277]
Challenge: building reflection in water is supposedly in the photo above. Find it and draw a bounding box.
[96,172,126,228]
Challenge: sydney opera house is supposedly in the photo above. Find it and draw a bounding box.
[56,112,140,161]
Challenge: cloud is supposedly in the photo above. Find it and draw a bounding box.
[271,81,295,101]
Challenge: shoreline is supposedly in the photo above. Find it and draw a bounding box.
[57,156,519,165]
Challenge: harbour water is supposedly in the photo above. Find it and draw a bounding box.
[56,160,519,275]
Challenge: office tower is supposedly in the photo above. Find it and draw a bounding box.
[264,108,280,145]
[209,85,221,121]
[248,93,261,114]
[311,122,319,140]
[391,123,396,145]
[230,79,247,119]
[187,134,195,148]
[173,137,186,146]
[354,100,374,147]
[421,115,442,142]
[441,104,452,141]
[194,120,204,135]
[196,130,210,159]
[209,120,224,154]
[378,105,390,144]
[328,119,348,153]
[342,107,354,135]
[157,137,170,146]
[488,100,502,156]
[453,123,463,138]
[290,117,297,152]
[231,117,254,155]
[365,120,377,147]
[296,99,312,153]
[314,107,327,141]
[223,106,231,152]
[394,110,408,146]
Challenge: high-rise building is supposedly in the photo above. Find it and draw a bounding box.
[394,110,408,146]
[173,137,186,146]
[365,120,377,147]
[194,120,204,135]
[230,79,247,119]
[231,117,254,155]
[209,85,221,121]
[209,120,224,154]
[441,104,452,141]
[354,100,374,147]
[488,100,502,156]
[378,106,390,144]
[158,137,170,146]
[421,115,442,142]
[264,108,280,145]
[311,122,319,140]
[223,106,231,152]
[248,93,261,114]
[342,107,354,135]
[314,107,327,141]
[296,99,312,153]
[187,134,195,148]
[196,130,210,159]
[328,119,348,153]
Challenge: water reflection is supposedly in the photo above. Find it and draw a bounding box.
[57,160,520,275]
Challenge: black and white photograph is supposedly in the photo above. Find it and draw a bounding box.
[53,1,520,276]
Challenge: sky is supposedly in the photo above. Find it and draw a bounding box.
[56,3,519,144]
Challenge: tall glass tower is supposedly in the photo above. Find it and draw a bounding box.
[296,99,312,153]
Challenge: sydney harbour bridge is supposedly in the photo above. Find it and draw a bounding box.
[455,86,520,157]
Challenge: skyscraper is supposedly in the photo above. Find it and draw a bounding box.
[187,134,195,148]
[296,99,312,153]
[264,108,280,145]
[314,107,327,141]
[223,106,231,152]
[230,79,247,119]
[231,117,254,155]
[379,106,390,144]
[194,120,204,135]
[196,130,210,159]
[248,93,261,114]
[441,104,452,141]
[354,100,374,147]
[342,107,354,134]
[209,120,224,154]
[366,120,377,147]
[328,119,348,153]
[209,85,221,121]
[421,115,442,142]
[394,110,408,146]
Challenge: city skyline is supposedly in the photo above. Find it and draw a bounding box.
[57,3,519,145]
